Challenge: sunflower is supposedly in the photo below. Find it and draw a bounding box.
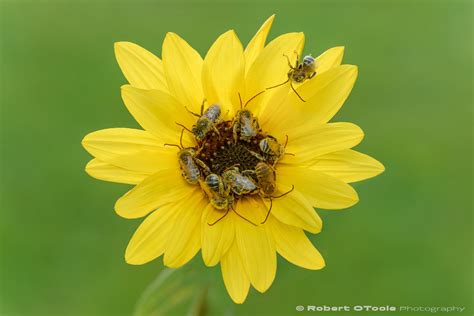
[82,15,384,304]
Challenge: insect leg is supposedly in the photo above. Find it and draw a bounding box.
[200,99,206,115]
[246,149,265,161]
[241,169,256,176]
[283,54,294,69]
[293,51,300,68]
[212,124,221,138]
[194,158,211,174]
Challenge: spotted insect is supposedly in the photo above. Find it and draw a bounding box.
[182,100,222,141]
[164,130,210,184]
[222,166,258,195]
[232,92,265,142]
[266,53,317,102]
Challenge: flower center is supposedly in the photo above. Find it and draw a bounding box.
[174,104,290,225]
[196,120,266,174]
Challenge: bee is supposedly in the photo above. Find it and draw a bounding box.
[266,53,317,102]
[244,135,290,166]
[259,135,285,163]
[232,93,265,142]
[164,130,211,184]
[222,166,258,195]
[254,162,277,197]
[247,162,295,224]
[201,173,232,210]
[177,148,201,184]
[202,173,257,227]
[232,109,259,142]
[183,100,222,141]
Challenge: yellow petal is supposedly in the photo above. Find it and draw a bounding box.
[121,85,195,143]
[164,193,207,268]
[114,41,168,91]
[85,159,150,185]
[202,30,245,115]
[268,217,325,270]
[221,241,250,304]
[261,65,358,133]
[162,32,204,113]
[82,128,177,173]
[234,197,276,293]
[125,203,179,265]
[244,15,275,74]
[311,149,385,183]
[264,184,322,233]
[115,169,194,219]
[201,204,235,267]
[284,123,364,165]
[315,46,345,74]
[245,32,305,114]
[278,165,359,210]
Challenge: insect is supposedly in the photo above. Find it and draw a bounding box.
[201,173,232,210]
[202,173,257,227]
[246,162,295,224]
[266,53,317,102]
[164,129,210,184]
[246,135,292,166]
[182,100,222,141]
[222,166,258,195]
[232,93,265,142]
[259,135,286,164]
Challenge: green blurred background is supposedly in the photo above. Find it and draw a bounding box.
[1,0,472,315]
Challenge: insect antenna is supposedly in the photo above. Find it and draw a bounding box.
[164,129,185,149]
[207,208,229,226]
[290,81,306,102]
[266,78,290,91]
[179,128,185,148]
[238,90,266,109]
[261,198,273,224]
[164,143,182,150]
[184,106,201,118]
[282,134,295,156]
[175,122,192,133]
[231,204,257,226]
[245,90,266,107]
[271,185,295,199]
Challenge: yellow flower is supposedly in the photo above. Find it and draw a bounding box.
[82,15,384,304]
